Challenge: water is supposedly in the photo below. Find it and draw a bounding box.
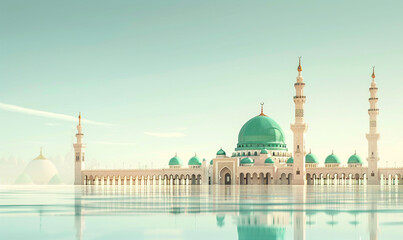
[1,185,403,239]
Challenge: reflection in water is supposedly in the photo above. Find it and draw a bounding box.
[0,185,396,239]
[70,185,381,240]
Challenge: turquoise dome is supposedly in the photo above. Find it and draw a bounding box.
[236,115,287,151]
[240,157,254,165]
[265,157,274,164]
[348,154,363,164]
[216,148,226,156]
[287,157,294,164]
[188,156,201,165]
[325,154,341,164]
[261,149,268,154]
[48,175,63,185]
[169,156,183,166]
[210,159,213,165]
[305,153,319,164]
[15,173,33,185]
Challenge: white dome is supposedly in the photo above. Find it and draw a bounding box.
[24,150,58,185]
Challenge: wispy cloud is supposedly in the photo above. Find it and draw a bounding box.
[88,141,136,145]
[144,132,186,138]
[0,102,112,126]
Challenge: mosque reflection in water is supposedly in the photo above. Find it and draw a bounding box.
[74,185,380,240]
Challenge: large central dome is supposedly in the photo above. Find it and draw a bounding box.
[236,114,287,151]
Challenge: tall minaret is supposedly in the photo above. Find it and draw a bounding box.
[290,57,308,185]
[366,67,380,185]
[74,113,86,185]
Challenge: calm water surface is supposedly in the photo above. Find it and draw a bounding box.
[1,185,403,240]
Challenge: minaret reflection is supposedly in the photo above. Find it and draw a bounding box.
[369,201,379,240]
[74,186,85,240]
[293,186,306,240]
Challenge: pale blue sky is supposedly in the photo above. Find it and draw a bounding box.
[1,0,403,169]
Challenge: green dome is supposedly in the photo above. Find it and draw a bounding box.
[265,158,274,164]
[48,175,63,185]
[169,156,183,166]
[240,157,254,165]
[325,154,341,164]
[236,115,287,151]
[305,153,319,164]
[210,159,213,165]
[260,149,268,154]
[188,156,202,165]
[15,173,33,185]
[348,154,363,164]
[216,148,226,156]
[286,157,294,164]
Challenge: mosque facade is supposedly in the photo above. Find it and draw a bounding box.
[76,59,403,186]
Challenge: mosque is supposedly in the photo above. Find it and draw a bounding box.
[76,58,403,186]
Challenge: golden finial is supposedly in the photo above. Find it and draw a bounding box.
[78,112,81,126]
[309,148,311,154]
[259,102,266,116]
[371,66,375,79]
[297,56,302,72]
[40,147,43,155]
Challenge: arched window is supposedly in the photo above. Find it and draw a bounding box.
[248,152,251,156]
[254,152,257,156]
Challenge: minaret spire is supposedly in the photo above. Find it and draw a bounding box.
[366,67,380,185]
[298,56,302,73]
[372,66,375,79]
[291,57,308,185]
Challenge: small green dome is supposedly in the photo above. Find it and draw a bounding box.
[240,157,254,165]
[260,149,268,154]
[305,153,318,164]
[325,154,341,164]
[210,159,213,165]
[216,148,226,156]
[348,154,363,164]
[15,173,33,185]
[48,175,63,185]
[169,156,183,166]
[188,156,202,165]
[286,157,294,164]
[265,157,274,164]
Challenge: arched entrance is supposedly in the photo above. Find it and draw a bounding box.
[219,167,232,185]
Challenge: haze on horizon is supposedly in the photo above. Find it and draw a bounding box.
[1,0,403,183]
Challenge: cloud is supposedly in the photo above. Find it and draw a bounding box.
[144,132,186,138]
[88,141,136,145]
[0,102,112,126]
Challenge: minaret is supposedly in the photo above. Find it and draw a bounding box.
[74,113,86,185]
[290,57,308,185]
[366,67,380,185]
